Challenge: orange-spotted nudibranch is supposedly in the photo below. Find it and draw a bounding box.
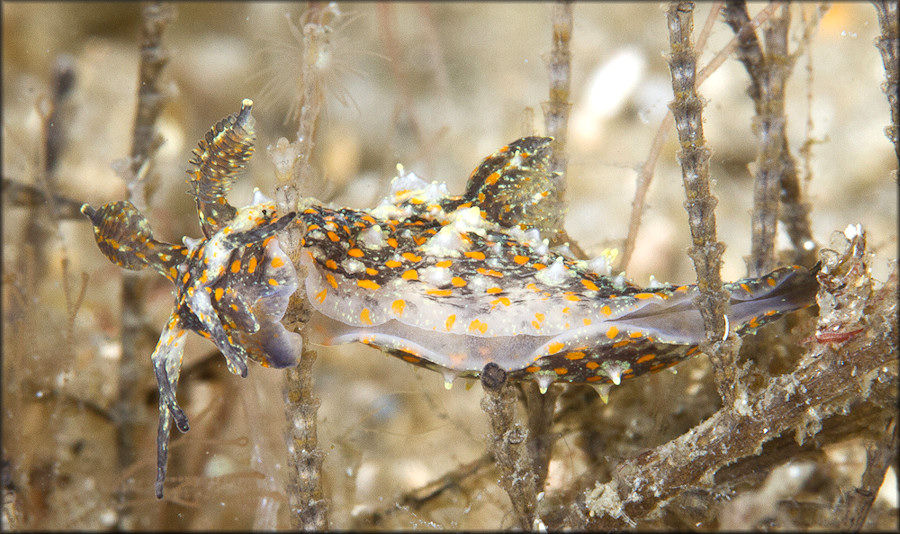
[85,101,819,499]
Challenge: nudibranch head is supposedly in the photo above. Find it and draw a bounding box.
[82,100,302,498]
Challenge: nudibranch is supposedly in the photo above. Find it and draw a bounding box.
[82,100,302,498]
[298,137,819,393]
[84,100,818,497]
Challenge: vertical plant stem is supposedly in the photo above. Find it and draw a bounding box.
[873,0,900,162]
[666,1,738,404]
[542,0,574,248]
[724,1,816,272]
[116,2,173,526]
[275,2,330,529]
[480,364,539,530]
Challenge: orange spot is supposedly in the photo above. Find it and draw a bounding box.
[387,237,399,248]
[445,315,456,331]
[636,354,656,364]
[601,305,612,316]
[491,297,511,307]
[686,346,699,355]
[484,171,501,185]
[486,287,503,294]
[767,277,777,286]
[586,361,600,370]
[326,273,338,289]
[582,279,600,291]
[740,283,752,293]
[348,248,364,258]
[468,319,488,334]
[566,351,585,360]
[182,272,190,284]
[532,263,546,270]
[427,288,453,297]
[583,318,592,326]
[565,294,581,302]
[547,342,565,354]
[534,312,545,323]
[402,269,418,280]
[268,278,279,286]
[169,267,178,279]
[435,260,452,268]
[413,236,427,246]
[385,259,402,268]
[366,267,378,276]
[214,288,224,301]
[554,367,568,375]
[402,252,422,262]
[391,299,406,315]
[526,365,540,373]
[316,289,327,303]
[513,255,530,265]
[634,293,654,300]
[402,354,421,363]
[526,283,541,292]
[586,376,604,382]
[327,231,340,242]
[451,276,467,287]
[247,256,258,273]
[325,259,338,270]
[606,326,619,339]
[613,340,630,348]
[271,256,284,268]
[477,268,503,278]
[358,279,380,290]
[465,251,486,260]
[360,308,373,325]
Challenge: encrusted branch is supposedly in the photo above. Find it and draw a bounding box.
[568,237,897,529]
[480,364,540,530]
[274,3,332,529]
[665,2,739,404]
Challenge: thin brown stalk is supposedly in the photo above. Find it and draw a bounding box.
[619,2,783,273]
[873,0,900,163]
[724,1,816,273]
[114,2,173,527]
[542,1,578,252]
[274,3,331,529]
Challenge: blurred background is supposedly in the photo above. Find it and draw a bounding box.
[3,2,896,529]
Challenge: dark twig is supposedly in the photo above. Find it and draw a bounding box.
[355,453,494,527]
[837,418,898,531]
[115,1,173,525]
[480,364,539,530]
[873,0,900,163]
[2,177,86,220]
[665,2,737,404]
